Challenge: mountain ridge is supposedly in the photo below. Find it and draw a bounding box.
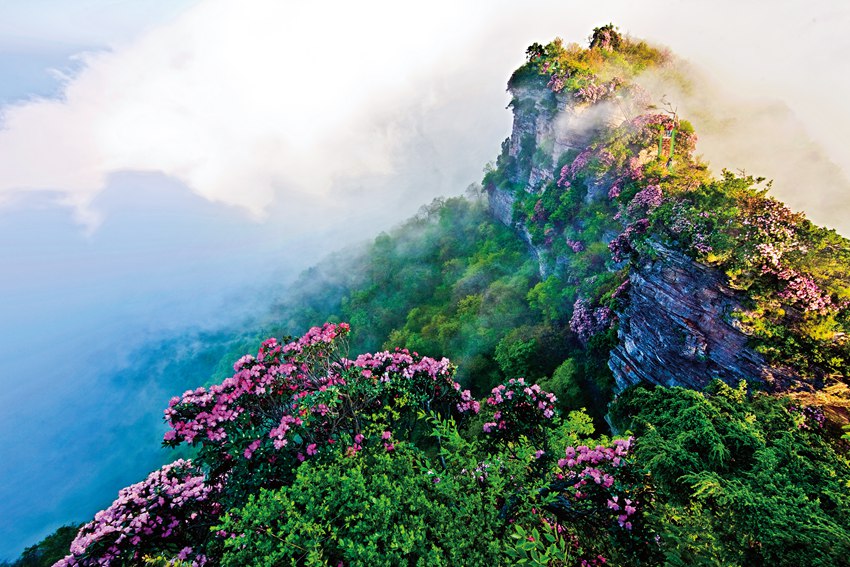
[485,26,850,414]
[11,24,850,567]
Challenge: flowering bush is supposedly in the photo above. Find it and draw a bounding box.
[532,199,548,222]
[608,218,649,263]
[575,78,621,104]
[733,198,834,314]
[162,323,476,494]
[570,298,614,344]
[553,438,637,528]
[566,239,585,253]
[62,324,484,565]
[505,435,653,566]
[481,378,558,442]
[627,184,664,215]
[55,460,216,566]
[567,149,593,180]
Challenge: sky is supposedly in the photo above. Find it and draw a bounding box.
[1,0,849,559]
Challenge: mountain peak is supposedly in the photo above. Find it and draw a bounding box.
[487,31,850,415]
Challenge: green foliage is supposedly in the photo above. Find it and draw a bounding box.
[216,407,642,567]
[611,381,850,566]
[589,23,622,51]
[511,29,669,94]
[538,359,587,414]
[217,442,505,567]
[276,197,548,394]
[495,329,538,378]
[4,525,81,567]
[527,275,570,321]
[494,324,570,382]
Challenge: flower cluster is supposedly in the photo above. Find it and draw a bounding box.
[55,460,215,566]
[554,438,638,530]
[262,347,472,460]
[789,404,826,430]
[532,199,548,222]
[567,149,593,180]
[547,73,567,93]
[628,185,664,215]
[739,199,833,314]
[456,388,481,414]
[482,378,557,441]
[557,166,572,188]
[666,202,715,256]
[161,322,477,500]
[269,415,302,450]
[626,157,644,180]
[575,78,621,104]
[597,149,616,168]
[381,430,395,452]
[570,299,613,344]
[741,197,802,244]
[777,272,833,314]
[608,218,650,263]
[163,323,351,449]
[345,348,469,409]
[566,239,585,253]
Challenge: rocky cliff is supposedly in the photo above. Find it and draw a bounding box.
[609,242,796,391]
[487,65,801,393]
[501,80,624,192]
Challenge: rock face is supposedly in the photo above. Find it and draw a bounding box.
[488,186,515,227]
[504,82,621,191]
[609,243,793,391]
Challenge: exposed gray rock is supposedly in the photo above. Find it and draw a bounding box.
[528,165,554,191]
[507,85,624,191]
[488,186,515,227]
[609,242,796,391]
[506,84,559,188]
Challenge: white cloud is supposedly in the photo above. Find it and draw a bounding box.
[1,0,849,232]
[0,0,505,225]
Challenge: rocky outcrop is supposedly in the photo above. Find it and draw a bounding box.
[609,242,796,391]
[505,83,623,192]
[505,83,559,190]
[489,61,805,396]
[488,185,551,278]
[488,185,515,227]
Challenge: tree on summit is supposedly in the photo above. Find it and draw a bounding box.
[589,23,622,51]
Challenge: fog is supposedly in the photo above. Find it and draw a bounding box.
[1,0,849,559]
[636,62,850,234]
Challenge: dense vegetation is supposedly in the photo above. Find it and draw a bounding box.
[272,195,616,420]
[11,24,850,567]
[611,381,850,566]
[30,324,850,566]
